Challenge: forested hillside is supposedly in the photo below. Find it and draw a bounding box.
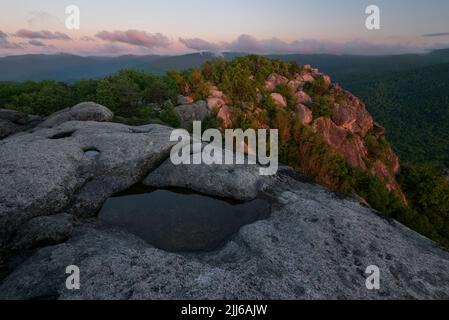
[344,63,449,168]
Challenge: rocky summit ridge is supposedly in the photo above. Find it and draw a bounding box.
[174,62,403,200]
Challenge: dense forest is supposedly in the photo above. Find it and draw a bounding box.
[0,70,181,126]
[1,55,448,248]
[343,62,449,168]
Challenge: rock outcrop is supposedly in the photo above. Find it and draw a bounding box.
[10,213,74,252]
[174,100,210,130]
[331,93,373,136]
[0,119,18,139]
[264,73,289,91]
[207,97,226,111]
[0,109,41,139]
[270,93,287,108]
[143,158,270,201]
[313,117,368,170]
[177,95,194,105]
[37,102,114,129]
[201,66,403,197]
[295,91,312,105]
[217,105,234,128]
[294,104,313,125]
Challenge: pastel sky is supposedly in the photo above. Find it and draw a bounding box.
[1,0,449,56]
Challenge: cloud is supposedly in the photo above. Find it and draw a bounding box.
[95,30,171,49]
[226,35,355,54]
[179,37,221,52]
[422,32,449,37]
[226,34,266,52]
[80,36,95,42]
[28,39,47,47]
[15,29,71,40]
[177,34,426,55]
[0,31,22,49]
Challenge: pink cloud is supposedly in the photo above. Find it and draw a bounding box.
[80,36,95,42]
[15,29,71,40]
[0,31,22,49]
[95,30,170,49]
[28,39,47,47]
[178,34,428,55]
[179,37,221,52]
[4,30,446,56]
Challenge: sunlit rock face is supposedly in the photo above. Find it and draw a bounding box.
[223,68,402,197]
[270,93,287,108]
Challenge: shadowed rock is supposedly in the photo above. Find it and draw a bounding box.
[37,102,114,129]
[10,213,74,252]
[143,156,271,201]
[174,101,210,129]
[0,109,42,139]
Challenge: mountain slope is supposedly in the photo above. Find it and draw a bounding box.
[343,62,449,167]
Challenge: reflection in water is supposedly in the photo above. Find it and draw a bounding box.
[98,186,270,252]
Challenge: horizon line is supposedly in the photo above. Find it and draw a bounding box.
[1,48,446,59]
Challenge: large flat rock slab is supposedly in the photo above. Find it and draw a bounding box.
[1,169,448,300]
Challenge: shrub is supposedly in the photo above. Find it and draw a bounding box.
[365,132,389,159]
[159,104,180,128]
[310,95,333,119]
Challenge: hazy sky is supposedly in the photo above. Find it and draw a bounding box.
[1,0,449,56]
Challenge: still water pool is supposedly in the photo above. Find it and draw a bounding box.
[98,185,270,252]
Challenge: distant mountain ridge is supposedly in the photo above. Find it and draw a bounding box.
[269,48,449,82]
[0,54,164,82]
[2,49,449,83]
[0,52,242,83]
